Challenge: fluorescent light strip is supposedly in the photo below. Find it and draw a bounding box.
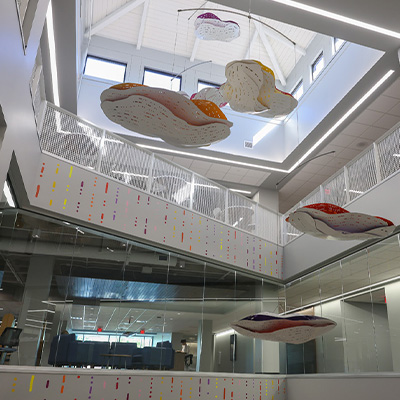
[269,0,400,39]
[229,188,252,194]
[289,69,395,172]
[46,0,60,107]
[136,145,288,173]
[215,329,235,338]
[3,182,15,207]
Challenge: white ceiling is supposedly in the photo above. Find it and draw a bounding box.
[91,0,316,82]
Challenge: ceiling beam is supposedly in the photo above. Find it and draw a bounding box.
[258,21,306,57]
[90,0,146,36]
[190,37,200,62]
[244,29,259,59]
[136,0,150,50]
[253,21,286,86]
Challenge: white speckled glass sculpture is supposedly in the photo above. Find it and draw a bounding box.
[231,312,337,344]
[194,13,240,42]
[190,87,227,108]
[101,83,232,148]
[220,60,298,116]
[286,203,396,240]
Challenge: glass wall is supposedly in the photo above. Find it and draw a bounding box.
[0,208,282,373]
[282,233,400,373]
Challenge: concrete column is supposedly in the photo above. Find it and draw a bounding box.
[252,188,279,213]
[197,319,213,372]
[384,281,400,371]
[13,255,54,366]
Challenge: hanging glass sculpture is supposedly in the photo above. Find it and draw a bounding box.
[231,312,337,344]
[101,83,232,148]
[194,12,240,42]
[220,59,298,116]
[286,203,395,240]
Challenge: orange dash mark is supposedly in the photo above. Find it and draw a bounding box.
[35,185,40,197]
[181,233,184,242]
[61,385,64,393]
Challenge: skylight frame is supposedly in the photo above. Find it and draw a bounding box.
[84,55,127,83]
[142,68,182,92]
[311,51,324,81]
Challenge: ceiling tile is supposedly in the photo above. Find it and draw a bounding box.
[360,126,388,140]
[208,164,231,173]
[335,147,361,160]
[205,170,226,180]
[373,114,400,130]
[348,137,373,151]
[191,160,211,170]
[330,134,358,148]
[339,122,369,137]
[367,95,399,113]
[222,173,246,184]
[354,109,383,125]
[383,78,400,99]
[239,176,261,185]
[171,156,193,169]
[388,102,400,117]
[227,166,248,176]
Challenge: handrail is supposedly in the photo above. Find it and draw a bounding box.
[38,101,282,245]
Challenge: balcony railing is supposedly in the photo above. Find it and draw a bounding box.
[38,102,282,245]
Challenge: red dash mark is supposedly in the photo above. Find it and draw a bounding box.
[101,213,104,223]
[46,380,49,388]
[116,382,119,390]
[224,388,226,399]
[61,385,64,393]
[105,183,109,193]
[35,185,40,197]
[181,233,184,242]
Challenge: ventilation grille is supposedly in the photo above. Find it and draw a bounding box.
[244,141,253,149]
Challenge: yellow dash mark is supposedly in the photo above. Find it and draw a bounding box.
[56,164,60,174]
[49,200,53,206]
[53,182,56,188]
[69,166,73,178]
[29,375,35,392]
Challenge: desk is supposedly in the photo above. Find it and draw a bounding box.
[101,353,131,369]
[171,351,186,371]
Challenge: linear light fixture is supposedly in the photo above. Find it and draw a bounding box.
[215,328,235,337]
[289,69,395,172]
[46,0,60,107]
[3,181,15,207]
[269,0,400,39]
[229,188,252,194]
[136,145,288,173]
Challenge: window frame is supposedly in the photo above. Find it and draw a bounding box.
[311,51,324,82]
[142,67,182,91]
[291,79,304,101]
[83,55,127,83]
[197,79,221,92]
[333,37,346,53]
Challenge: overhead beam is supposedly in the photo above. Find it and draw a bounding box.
[90,0,146,36]
[257,20,306,57]
[190,37,200,62]
[136,0,150,50]
[253,21,286,86]
[244,29,259,59]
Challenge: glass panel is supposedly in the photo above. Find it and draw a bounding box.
[84,56,126,83]
[143,69,181,91]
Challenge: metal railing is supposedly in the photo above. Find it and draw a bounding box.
[38,102,281,245]
[281,121,400,245]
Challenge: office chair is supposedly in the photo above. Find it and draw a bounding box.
[0,327,22,365]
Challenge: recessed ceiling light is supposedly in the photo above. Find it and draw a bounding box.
[229,188,252,195]
[269,0,400,39]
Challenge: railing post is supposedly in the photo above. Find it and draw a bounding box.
[189,173,195,211]
[254,204,259,237]
[147,153,155,193]
[224,189,229,224]
[96,129,106,172]
[373,142,382,183]
[343,166,351,204]
[319,184,325,203]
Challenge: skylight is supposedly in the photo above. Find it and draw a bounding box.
[311,52,324,81]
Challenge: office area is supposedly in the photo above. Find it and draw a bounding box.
[2,0,400,399]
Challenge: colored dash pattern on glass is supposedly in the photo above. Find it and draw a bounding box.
[34,157,282,278]
[5,372,285,400]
